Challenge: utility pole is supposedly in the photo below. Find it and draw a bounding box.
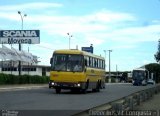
[103,50,107,71]
[108,50,112,82]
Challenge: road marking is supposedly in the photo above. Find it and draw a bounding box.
[105,83,131,85]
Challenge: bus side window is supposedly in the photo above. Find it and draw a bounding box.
[102,60,105,69]
[94,59,97,68]
[89,57,91,67]
[92,58,94,67]
[97,59,100,68]
[94,58,96,68]
[85,59,87,66]
[84,56,88,66]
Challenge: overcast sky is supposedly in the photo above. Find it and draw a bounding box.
[0,0,160,71]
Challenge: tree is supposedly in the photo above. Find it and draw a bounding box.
[145,63,160,83]
[154,40,160,63]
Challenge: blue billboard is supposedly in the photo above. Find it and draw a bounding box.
[82,46,93,53]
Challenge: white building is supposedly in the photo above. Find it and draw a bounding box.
[0,61,50,76]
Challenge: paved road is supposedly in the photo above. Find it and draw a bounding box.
[0,83,156,116]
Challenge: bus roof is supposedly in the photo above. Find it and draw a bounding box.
[133,67,147,71]
[53,49,105,60]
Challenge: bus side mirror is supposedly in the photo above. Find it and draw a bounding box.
[50,58,53,64]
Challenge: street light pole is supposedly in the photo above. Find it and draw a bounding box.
[18,11,27,75]
[67,33,72,49]
[103,50,106,70]
[108,50,112,82]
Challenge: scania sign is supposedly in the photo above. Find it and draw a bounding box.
[0,30,40,44]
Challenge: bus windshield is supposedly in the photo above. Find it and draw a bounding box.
[132,70,145,80]
[51,54,83,72]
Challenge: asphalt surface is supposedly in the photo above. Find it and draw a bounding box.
[0,83,156,109]
[0,84,47,92]
[0,83,157,116]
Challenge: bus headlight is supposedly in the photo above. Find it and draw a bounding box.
[51,82,55,85]
[74,83,81,87]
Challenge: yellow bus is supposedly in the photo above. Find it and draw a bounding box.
[49,49,105,93]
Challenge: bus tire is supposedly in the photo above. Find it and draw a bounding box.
[99,80,102,89]
[96,81,100,92]
[55,88,61,94]
[81,81,89,94]
[92,81,100,92]
[81,89,87,94]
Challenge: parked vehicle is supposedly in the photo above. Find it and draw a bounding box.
[147,79,155,85]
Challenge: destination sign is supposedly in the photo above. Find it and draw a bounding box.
[0,30,40,44]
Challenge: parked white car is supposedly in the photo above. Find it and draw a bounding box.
[147,79,155,85]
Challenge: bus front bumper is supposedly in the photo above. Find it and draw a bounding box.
[49,81,85,89]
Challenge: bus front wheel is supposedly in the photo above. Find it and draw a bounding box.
[92,81,100,92]
[55,88,61,94]
[81,81,89,94]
